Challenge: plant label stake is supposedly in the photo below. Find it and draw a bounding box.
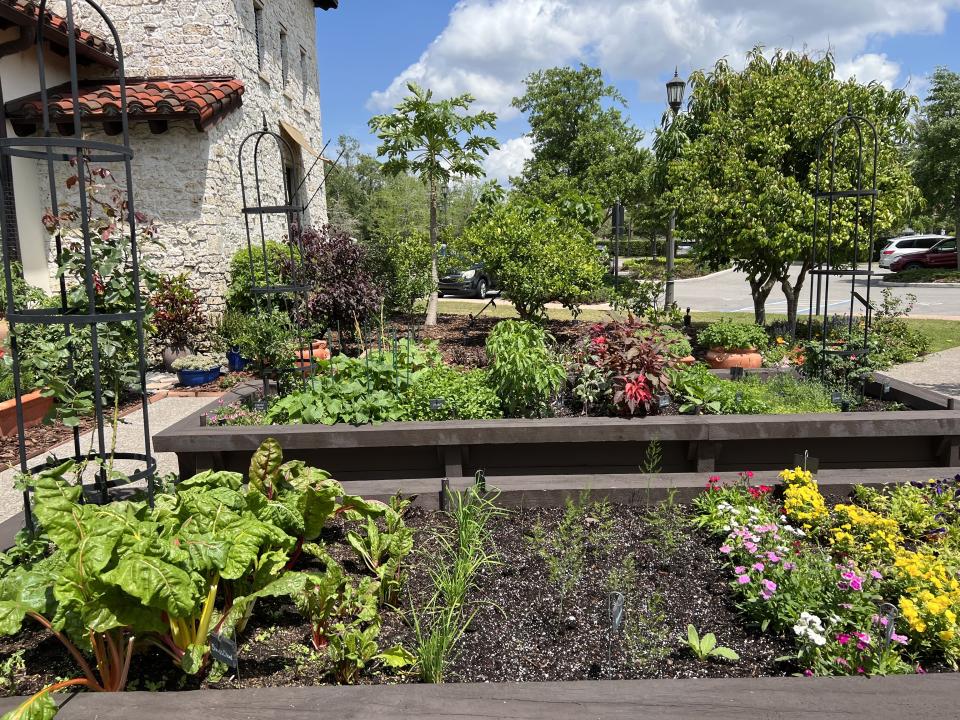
[439,477,450,511]
[878,602,899,648]
[475,469,486,493]
[429,397,445,412]
[657,394,670,409]
[606,591,625,672]
[793,450,819,474]
[210,632,238,669]
[730,366,744,381]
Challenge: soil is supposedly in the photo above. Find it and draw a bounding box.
[1,502,797,696]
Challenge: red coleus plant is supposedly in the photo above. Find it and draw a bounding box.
[580,317,678,417]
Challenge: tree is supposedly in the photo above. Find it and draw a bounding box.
[913,67,960,268]
[670,49,918,331]
[460,190,605,320]
[511,64,651,212]
[369,83,498,326]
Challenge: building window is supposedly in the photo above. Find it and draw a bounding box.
[253,1,264,71]
[279,27,289,86]
[299,47,309,103]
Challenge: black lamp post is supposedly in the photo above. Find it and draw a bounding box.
[664,68,686,309]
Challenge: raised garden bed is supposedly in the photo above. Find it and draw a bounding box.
[154,374,960,483]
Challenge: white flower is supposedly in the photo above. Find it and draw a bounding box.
[809,631,827,646]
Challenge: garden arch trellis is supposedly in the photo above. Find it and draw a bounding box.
[237,122,340,396]
[0,0,154,529]
[806,107,880,392]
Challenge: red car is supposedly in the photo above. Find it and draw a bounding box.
[888,237,957,272]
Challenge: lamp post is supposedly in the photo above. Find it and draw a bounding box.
[664,69,686,309]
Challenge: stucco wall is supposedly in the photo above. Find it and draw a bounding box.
[27,0,329,311]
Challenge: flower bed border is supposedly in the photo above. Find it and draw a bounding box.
[0,672,955,719]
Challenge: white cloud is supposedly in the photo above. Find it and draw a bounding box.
[483,135,534,185]
[836,53,901,89]
[368,0,960,115]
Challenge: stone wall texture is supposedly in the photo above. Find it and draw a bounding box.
[37,0,329,312]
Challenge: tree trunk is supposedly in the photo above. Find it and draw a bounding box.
[425,180,439,327]
[748,273,777,326]
[780,261,811,338]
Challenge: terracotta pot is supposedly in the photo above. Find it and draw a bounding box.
[162,344,193,373]
[295,340,331,370]
[705,347,763,370]
[0,390,55,437]
[678,355,696,366]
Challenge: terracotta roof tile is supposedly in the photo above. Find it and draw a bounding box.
[5,76,245,135]
[0,0,117,68]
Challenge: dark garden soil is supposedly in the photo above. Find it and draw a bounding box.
[1,503,796,697]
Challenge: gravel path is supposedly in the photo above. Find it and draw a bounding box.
[884,346,960,401]
[0,396,212,525]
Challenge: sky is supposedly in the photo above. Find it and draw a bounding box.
[315,0,960,184]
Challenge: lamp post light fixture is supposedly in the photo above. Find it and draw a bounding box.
[663,68,686,309]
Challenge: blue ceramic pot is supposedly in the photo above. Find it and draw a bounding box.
[176,367,221,387]
[226,348,250,372]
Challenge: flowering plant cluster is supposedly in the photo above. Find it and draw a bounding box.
[696,469,960,675]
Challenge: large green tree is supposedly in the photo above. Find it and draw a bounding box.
[670,49,918,331]
[511,65,651,215]
[370,83,498,326]
[913,67,960,267]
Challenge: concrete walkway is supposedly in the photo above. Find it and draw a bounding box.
[884,346,960,401]
[0,395,212,524]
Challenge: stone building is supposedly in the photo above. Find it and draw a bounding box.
[0,0,335,310]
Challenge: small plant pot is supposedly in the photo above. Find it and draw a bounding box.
[678,355,696,366]
[226,348,251,372]
[295,340,331,370]
[162,344,193,373]
[705,347,762,370]
[176,367,222,387]
[0,390,54,437]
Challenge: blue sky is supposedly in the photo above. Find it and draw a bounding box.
[316,1,960,183]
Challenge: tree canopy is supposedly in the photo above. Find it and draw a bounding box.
[670,48,918,330]
[913,66,960,267]
[511,65,652,215]
[370,83,499,326]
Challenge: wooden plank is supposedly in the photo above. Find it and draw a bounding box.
[0,675,955,720]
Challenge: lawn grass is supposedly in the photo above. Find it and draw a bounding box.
[886,268,960,284]
[434,300,960,354]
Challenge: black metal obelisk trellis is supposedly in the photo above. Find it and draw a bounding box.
[0,0,155,531]
[806,107,880,392]
[237,125,340,397]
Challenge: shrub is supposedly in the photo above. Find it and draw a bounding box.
[460,196,604,320]
[485,320,565,417]
[0,262,47,318]
[402,365,502,420]
[243,307,298,379]
[295,225,383,333]
[151,273,206,347]
[225,240,292,313]
[698,320,769,351]
[365,230,433,315]
[639,324,691,358]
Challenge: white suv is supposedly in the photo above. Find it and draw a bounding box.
[879,235,950,269]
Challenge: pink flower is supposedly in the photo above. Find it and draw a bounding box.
[752,562,765,572]
[849,578,863,591]
[891,633,908,645]
[783,562,796,571]
[854,632,871,646]
[916,664,926,674]
[836,633,851,646]
[719,545,732,554]
[870,570,882,580]
[734,566,746,574]
[766,552,781,563]
[835,657,849,667]
[857,667,865,675]
[737,575,751,584]
[744,541,758,553]
[762,579,777,593]
[803,669,814,677]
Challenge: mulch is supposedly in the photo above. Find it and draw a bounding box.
[1,502,796,696]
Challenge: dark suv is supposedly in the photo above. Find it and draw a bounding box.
[889,237,957,272]
[438,261,495,298]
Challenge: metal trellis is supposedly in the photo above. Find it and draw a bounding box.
[0,0,155,529]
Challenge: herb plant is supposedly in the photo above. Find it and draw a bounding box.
[485,320,565,418]
[683,625,740,661]
[171,354,221,371]
[698,320,769,351]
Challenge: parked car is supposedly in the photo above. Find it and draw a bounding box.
[888,237,958,272]
[438,260,496,299]
[879,234,950,268]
